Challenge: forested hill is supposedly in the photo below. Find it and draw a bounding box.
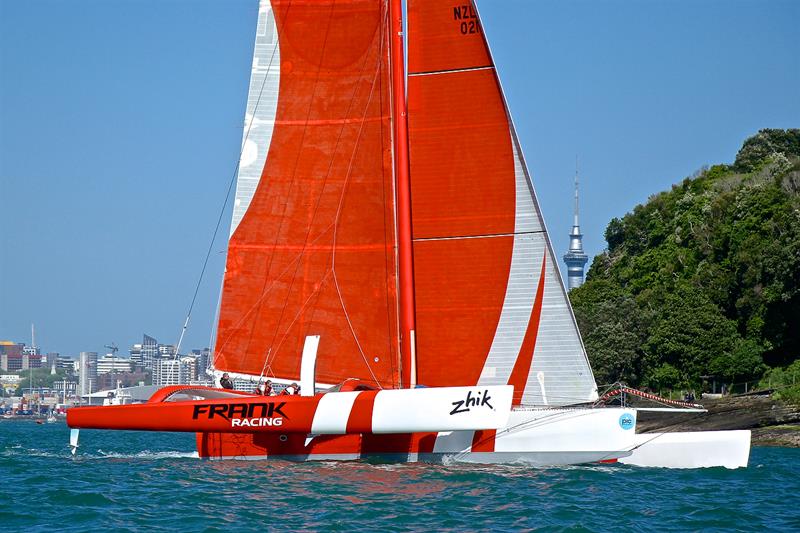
[570,129,800,392]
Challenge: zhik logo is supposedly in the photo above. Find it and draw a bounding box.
[450,389,494,415]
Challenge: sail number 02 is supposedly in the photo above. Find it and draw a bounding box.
[460,20,480,34]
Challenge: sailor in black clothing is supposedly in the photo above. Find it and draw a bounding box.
[220,373,234,390]
[281,382,300,395]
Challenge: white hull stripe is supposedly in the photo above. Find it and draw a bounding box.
[313,386,514,435]
[311,391,361,434]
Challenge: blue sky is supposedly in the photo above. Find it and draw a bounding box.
[1,0,798,357]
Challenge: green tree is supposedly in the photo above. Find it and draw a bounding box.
[571,129,800,389]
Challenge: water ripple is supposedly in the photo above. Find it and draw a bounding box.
[0,421,798,531]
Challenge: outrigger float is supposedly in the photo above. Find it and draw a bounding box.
[68,0,749,468]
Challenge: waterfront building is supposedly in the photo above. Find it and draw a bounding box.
[129,343,143,369]
[78,351,98,396]
[52,379,78,399]
[56,355,76,372]
[563,167,589,290]
[0,342,25,371]
[1,374,21,394]
[96,354,133,375]
[152,357,195,386]
[45,352,59,368]
[158,344,177,357]
[22,352,43,369]
[141,334,159,371]
[191,348,211,378]
[97,370,148,390]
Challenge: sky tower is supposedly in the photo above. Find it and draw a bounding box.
[563,162,588,290]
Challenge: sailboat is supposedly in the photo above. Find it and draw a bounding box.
[68,0,748,467]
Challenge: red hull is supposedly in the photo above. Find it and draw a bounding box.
[196,431,439,460]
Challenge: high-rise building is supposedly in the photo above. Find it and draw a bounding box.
[78,351,98,396]
[0,342,24,371]
[158,344,176,357]
[152,357,195,386]
[141,334,159,371]
[46,352,59,369]
[96,354,132,375]
[97,370,148,391]
[191,348,211,377]
[22,352,42,370]
[563,166,589,290]
[56,355,76,372]
[129,343,143,369]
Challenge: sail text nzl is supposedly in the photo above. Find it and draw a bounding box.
[453,4,481,35]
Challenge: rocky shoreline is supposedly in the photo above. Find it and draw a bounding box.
[636,394,800,447]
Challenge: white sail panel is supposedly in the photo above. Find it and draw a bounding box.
[524,249,597,405]
[230,0,280,236]
[474,97,598,405]
[509,126,598,406]
[477,135,544,386]
[478,232,544,384]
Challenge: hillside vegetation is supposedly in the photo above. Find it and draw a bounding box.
[571,129,800,393]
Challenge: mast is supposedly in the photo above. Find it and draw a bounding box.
[389,0,417,388]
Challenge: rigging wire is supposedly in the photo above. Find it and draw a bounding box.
[255,7,388,387]
[329,31,387,388]
[240,0,339,369]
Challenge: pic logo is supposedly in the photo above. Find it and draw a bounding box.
[618,413,634,430]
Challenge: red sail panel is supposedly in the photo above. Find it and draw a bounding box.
[408,69,515,239]
[408,0,517,387]
[413,236,513,386]
[214,0,399,389]
[407,2,491,74]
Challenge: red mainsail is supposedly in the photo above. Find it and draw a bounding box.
[214,0,400,389]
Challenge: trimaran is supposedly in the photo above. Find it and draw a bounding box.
[68,0,750,468]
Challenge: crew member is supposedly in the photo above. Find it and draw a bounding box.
[263,380,273,396]
[281,382,300,395]
[220,373,234,390]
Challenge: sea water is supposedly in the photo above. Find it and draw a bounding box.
[1,420,798,531]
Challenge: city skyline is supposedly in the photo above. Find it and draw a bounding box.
[2,0,799,355]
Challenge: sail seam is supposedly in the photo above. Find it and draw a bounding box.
[408,65,493,77]
[413,230,543,242]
